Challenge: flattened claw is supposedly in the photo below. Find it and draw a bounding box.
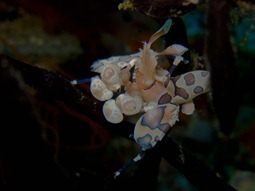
[90,76,113,101]
[101,64,121,91]
[103,99,124,124]
[116,93,143,115]
[133,104,179,150]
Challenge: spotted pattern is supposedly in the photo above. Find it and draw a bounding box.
[158,93,172,104]
[137,134,153,150]
[139,105,171,136]
[171,76,189,100]
[141,106,165,130]
[175,86,189,99]
[194,86,204,94]
[184,73,195,86]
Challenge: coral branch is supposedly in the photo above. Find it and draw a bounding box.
[155,137,238,191]
[206,0,241,135]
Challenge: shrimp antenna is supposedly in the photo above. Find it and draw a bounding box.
[148,18,172,47]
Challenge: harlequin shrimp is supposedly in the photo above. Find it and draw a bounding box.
[71,18,211,178]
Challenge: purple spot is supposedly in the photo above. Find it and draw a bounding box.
[172,75,181,83]
[137,134,153,150]
[194,86,204,94]
[171,76,189,99]
[141,106,165,130]
[184,73,195,86]
[175,87,189,99]
[158,93,172,104]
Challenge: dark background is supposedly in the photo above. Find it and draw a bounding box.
[1,0,255,190]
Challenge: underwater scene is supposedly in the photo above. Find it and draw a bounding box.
[1,0,255,190]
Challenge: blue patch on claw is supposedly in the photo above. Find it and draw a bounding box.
[137,134,153,150]
[141,106,165,130]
